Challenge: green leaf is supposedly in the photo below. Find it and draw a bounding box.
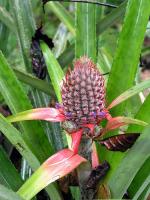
[40,42,71,147]
[41,42,64,102]
[75,2,97,61]
[128,94,150,133]
[0,114,40,170]
[31,90,64,152]
[133,175,150,200]
[46,2,75,36]
[128,158,150,199]
[138,184,150,200]
[108,125,150,198]
[13,68,55,97]
[0,51,53,163]
[107,79,150,109]
[0,6,15,32]
[103,94,150,198]
[0,147,23,191]
[0,23,10,57]
[103,1,150,196]
[58,44,74,67]
[58,1,127,67]
[0,184,23,200]
[9,0,36,71]
[106,0,150,115]
[97,1,127,35]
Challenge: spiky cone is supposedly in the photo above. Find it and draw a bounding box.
[61,56,106,126]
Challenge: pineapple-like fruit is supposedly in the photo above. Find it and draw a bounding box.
[61,56,105,126]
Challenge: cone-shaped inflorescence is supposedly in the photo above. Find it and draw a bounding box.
[61,56,106,125]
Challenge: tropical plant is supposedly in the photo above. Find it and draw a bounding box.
[0,0,150,200]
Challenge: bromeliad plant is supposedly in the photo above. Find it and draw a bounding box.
[0,0,150,200]
[7,56,147,199]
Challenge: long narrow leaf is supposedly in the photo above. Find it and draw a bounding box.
[0,51,53,163]
[0,147,23,191]
[107,80,150,110]
[138,185,150,200]
[75,2,97,61]
[105,116,148,131]
[104,95,150,197]
[40,42,71,148]
[0,6,15,32]
[0,184,23,200]
[0,114,40,170]
[128,94,150,133]
[106,0,150,115]
[13,68,54,97]
[7,108,65,123]
[41,42,64,102]
[108,125,150,198]
[97,1,127,35]
[133,175,150,200]
[58,0,127,67]
[9,0,36,71]
[18,149,86,200]
[128,158,150,199]
[46,2,75,36]
[104,0,150,191]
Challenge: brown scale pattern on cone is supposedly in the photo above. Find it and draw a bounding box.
[61,56,105,125]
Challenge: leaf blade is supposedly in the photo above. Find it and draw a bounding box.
[0,147,23,191]
[0,184,23,200]
[41,42,64,102]
[46,2,75,36]
[128,94,150,133]
[0,114,40,171]
[7,108,65,123]
[107,80,150,110]
[18,149,86,200]
[75,2,97,61]
[108,125,150,198]
[0,50,53,163]
[106,0,150,115]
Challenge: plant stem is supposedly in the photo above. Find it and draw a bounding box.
[77,136,95,200]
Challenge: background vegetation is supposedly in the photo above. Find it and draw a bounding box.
[0,0,150,199]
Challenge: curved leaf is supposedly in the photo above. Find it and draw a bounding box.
[106,0,150,115]
[128,158,150,199]
[128,94,150,133]
[75,2,97,61]
[0,184,23,200]
[105,116,148,132]
[46,2,75,36]
[108,125,150,198]
[0,147,23,191]
[0,50,53,163]
[107,80,150,110]
[13,68,54,97]
[18,149,86,200]
[0,6,15,32]
[0,114,40,171]
[41,42,64,102]
[7,108,65,123]
[97,1,127,35]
